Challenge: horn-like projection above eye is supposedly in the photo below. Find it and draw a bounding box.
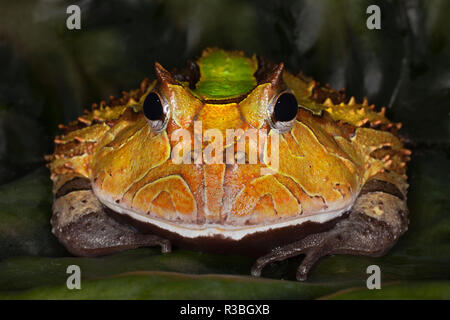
[143,92,169,132]
[269,92,298,132]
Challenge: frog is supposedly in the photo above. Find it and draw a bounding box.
[47,48,410,281]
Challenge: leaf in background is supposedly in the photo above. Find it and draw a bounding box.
[0,168,66,259]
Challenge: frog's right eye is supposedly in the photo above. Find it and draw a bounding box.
[268,92,298,133]
[143,92,169,132]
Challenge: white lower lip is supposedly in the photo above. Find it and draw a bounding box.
[98,195,353,241]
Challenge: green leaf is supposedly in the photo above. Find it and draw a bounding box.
[0,271,352,300]
[0,169,66,259]
[322,281,450,300]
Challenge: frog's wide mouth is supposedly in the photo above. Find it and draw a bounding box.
[98,195,355,241]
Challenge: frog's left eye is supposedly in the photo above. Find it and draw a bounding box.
[143,92,169,132]
[268,92,298,132]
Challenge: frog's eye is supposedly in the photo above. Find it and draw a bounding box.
[268,92,298,132]
[143,92,169,132]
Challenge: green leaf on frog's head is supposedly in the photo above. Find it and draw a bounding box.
[190,48,258,100]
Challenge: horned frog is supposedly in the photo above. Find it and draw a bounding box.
[47,48,410,281]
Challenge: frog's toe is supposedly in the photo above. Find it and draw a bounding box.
[252,178,409,281]
[250,232,325,279]
[52,176,171,256]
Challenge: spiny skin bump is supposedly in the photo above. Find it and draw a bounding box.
[47,48,410,227]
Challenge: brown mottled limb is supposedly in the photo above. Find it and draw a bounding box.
[251,178,409,281]
[51,176,171,256]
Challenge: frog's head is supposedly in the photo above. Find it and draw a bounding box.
[92,49,361,231]
[146,49,298,140]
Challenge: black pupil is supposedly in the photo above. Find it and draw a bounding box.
[143,92,164,121]
[274,93,298,122]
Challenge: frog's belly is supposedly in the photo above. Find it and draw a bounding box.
[101,197,353,256]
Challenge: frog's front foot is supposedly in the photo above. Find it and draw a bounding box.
[251,179,408,281]
[51,176,171,256]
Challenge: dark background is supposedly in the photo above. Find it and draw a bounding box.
[0,0,448,299]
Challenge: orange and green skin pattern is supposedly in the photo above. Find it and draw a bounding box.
[48,48,410,227]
